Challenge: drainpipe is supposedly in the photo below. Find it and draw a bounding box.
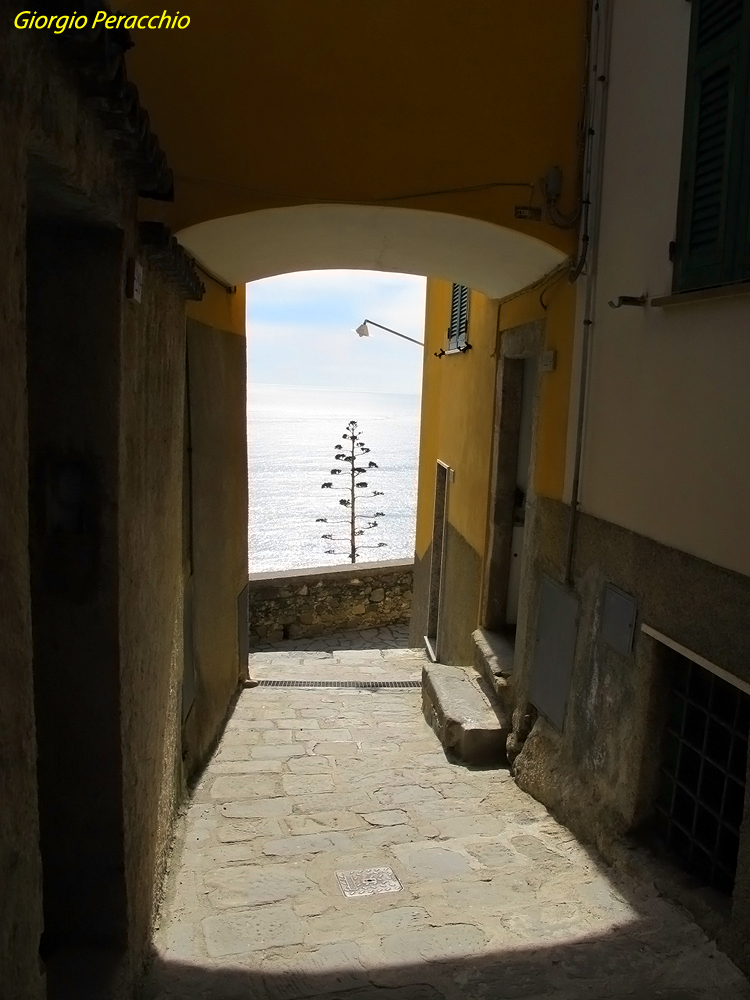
[563,0,614,587]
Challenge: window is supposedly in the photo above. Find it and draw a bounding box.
[673,0,750,292]
[653,647,749,895]
[447,283,470,351]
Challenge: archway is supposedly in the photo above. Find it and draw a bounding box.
[178,203,567,295]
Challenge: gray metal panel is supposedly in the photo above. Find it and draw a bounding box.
[528,577,580,731]
[601,583,637,656]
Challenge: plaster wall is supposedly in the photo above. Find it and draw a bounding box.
[183,318,249,776]
[511,496,750,973]
[0,17,248,994]
[125,0,586,258]
[119,260,187,967]
[580,0,750,578]
[415,278,497,560]
[0,17,43,998]
[412,272,579,661]
[0,14,136,994]
[412,279,497,662]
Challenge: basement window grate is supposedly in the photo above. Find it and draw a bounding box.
[252,679,421,689]
[654,648,749,895]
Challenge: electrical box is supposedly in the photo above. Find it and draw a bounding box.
[540,350,557,372]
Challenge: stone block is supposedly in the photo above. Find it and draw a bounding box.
[221,798,292,818]
[299,611,315,625]
[206,863,314,908]
[422,663,509,766]
[202,905,304,957]
[370,587,385,602]
[262,832,355,856]
[210,775,279,800]
[351,604,366,615]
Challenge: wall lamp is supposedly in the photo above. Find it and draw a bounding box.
[354,319,424,346]
[608,294,648,309]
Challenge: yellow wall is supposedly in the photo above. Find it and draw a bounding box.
[416,272,578,560]
[125,1,586,263]
[415,278,498,559]
[186,279,245,336]
[498,278,578,500]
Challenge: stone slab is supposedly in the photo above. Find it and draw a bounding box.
[422,663,509,765]
[201,905,304,957]
[262,832,356,857]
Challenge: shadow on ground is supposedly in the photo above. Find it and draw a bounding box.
[143,922,719,999]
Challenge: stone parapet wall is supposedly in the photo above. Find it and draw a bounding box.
[247,559,413,645]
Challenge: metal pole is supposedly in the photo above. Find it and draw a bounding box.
[362,319,424,346]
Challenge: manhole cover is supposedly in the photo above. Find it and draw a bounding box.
[335,866,403,898]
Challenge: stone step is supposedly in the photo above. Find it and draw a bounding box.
[472,627,516,719]
[422,663,510,766]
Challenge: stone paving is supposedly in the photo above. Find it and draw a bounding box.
[144,648,750,1000]
[249,625,410,654]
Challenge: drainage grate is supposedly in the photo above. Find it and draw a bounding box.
[654,648,749,895]
[253,679,421,689]
[336,866,403,898]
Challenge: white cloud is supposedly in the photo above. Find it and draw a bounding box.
[246,269,426,394]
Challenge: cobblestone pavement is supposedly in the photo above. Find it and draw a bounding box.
[249,625,410,654]
[145,650,750,1000]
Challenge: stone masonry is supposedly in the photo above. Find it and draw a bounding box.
[248,560,412,647]
[144,648,750,999]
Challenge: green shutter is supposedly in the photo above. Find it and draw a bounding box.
[447,283,470,349]
[458,285,470,347]
[448,282,461,349]
[674,0,750,291]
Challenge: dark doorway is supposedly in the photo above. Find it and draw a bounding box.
[424,460,450,660]
[26,174,128,985]
[482,324,542,636]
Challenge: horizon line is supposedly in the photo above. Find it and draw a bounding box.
[248,381,421,397]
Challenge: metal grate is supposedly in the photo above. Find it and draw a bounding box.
[336,866,403,898]
[654,648,749,895]
[253,679,421,689]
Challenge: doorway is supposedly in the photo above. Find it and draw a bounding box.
[481,321,543,639]
[424,460,451,661]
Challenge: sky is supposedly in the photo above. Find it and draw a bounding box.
[246,269,426,395]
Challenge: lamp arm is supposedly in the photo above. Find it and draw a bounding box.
[362,319,424,346]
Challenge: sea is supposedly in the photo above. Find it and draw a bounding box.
[247,383,422,574]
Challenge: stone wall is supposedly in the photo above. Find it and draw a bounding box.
[509,496,750,973]
[248,560,413,644]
